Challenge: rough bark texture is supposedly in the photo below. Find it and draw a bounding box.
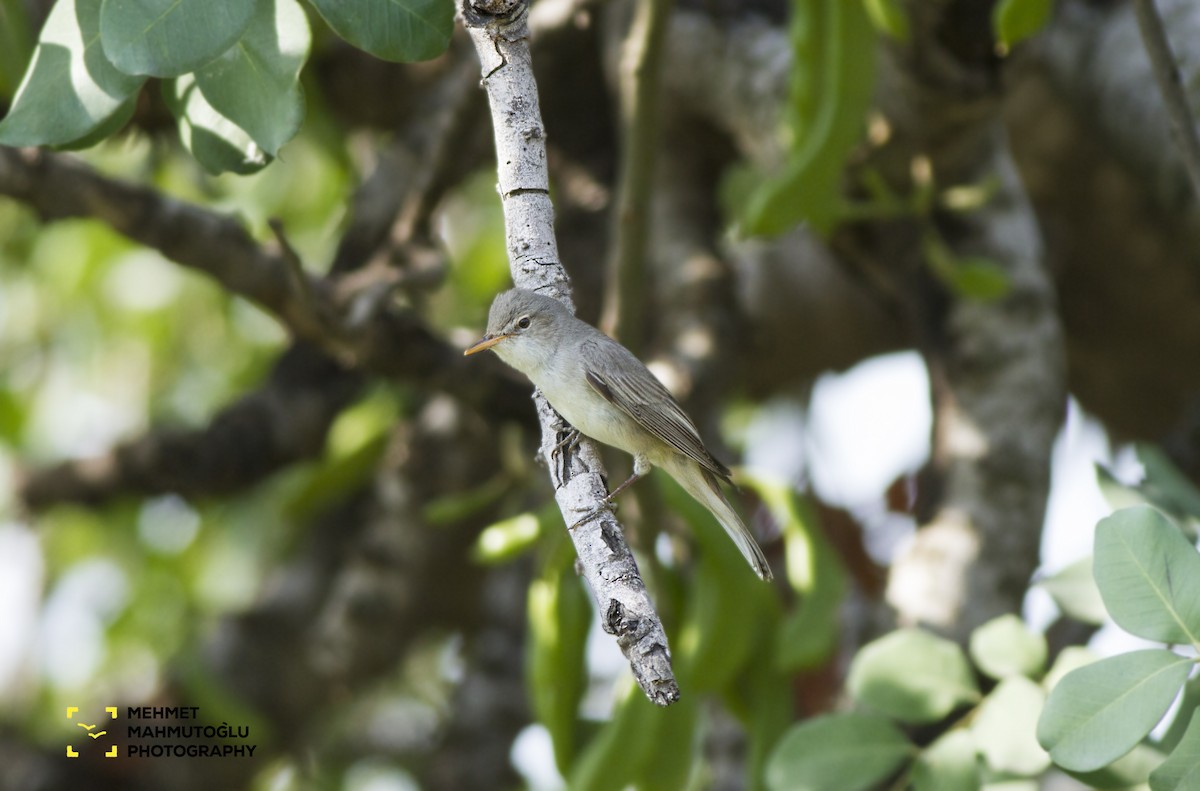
[849,3,1067,638]
[462,0,679,705]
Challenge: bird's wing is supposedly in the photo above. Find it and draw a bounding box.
[581,337,731,480]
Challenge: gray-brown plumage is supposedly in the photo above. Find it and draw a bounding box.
[465,288,772,580]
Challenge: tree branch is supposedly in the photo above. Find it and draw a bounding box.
[599,0,674,349]
[1133,0,1200,201]
[875,1,1067,640]
[461,0,680,705]
[6,97,531,509]
[19,344,361,510]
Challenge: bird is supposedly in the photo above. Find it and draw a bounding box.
[464,288,772,580]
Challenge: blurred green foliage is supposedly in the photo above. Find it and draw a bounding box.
[0,40,537,770]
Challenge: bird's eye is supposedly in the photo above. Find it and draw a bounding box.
[517,315,531,330]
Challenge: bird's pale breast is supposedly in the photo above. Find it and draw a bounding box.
[538,354,658,462]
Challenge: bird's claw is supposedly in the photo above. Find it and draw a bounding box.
[551,427,582,481]
[569,498,616,530]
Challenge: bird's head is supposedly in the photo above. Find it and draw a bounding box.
[463,288,571,374]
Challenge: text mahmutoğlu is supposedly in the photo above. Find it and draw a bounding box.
[124,706,257,758]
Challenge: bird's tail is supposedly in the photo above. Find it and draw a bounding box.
[666,458,772,581]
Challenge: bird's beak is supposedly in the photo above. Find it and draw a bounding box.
[464,333,508,356]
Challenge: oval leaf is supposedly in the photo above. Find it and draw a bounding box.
[912,730,980,791]
[166,76,270,175]
[1136,443,1200,525]
[1064,744,1163,790]
[0,0,35,98]
[0,0,144,146]
[1094,505,1200,645]
[847,628,980,723]
[1159,676,1200,754]
[992,0,1051,48]
[743,475,847,671]
[1043,646,1097,690]
[861,0,909,42]
[1037,649,1192,772]
[99,0,255,77]
[634,695,699,791]
[568,687,660,791]
[969,614,1047,680]
[1150,708,1200,791]
[195,0,308,156]
[765,712,912,791]
[527,563,590,773]
[1039,556,1107,625]
[742,0,876,236]
[970,676,1049,775]
[308,0,452,63]
[947,258,1010,301]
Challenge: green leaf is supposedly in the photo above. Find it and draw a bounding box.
[1093,505,1200,645]
[1064,743,1163,790]
[946,258,1011,301]
[1038,556,1107,625]
[742,0,876,236]
[1159,676,1200,754]
[634,695,699,791]
[992,0,1052,48]
[425,474,511,526]
[742,475,846,670]
[676,547,761,691]
[1042,646,1097,690]
[0,387,27,444]
[1150,708,1200,791]
[861,0,908,42]
[1097,463,1155,513]
[472,511,542,563]
[165,75,271,175]
[283,433,388,521]
[1037,649,1193,772]
[912,730,980,791]
[194,0,308,156]
[765,712,912,791]
[0,0,34,98]
[527,559,591,774]
[99,0,256,77]
[1137,444,1200,527]
[742,664,797,790]
[924,232,1010,301]
[53,92,138,150]
[661,473,772,691]
[847,628,980,723]
[0,0,145,147]
[308,0,453,63]
[568,686,660,791]
[968,614,1047,680]
[971,676,1049,775]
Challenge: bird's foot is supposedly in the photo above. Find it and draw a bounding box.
[551,427,582,481]
[569,470,642,529]
[569,498,616,530]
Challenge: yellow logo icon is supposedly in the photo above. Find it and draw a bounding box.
[66,706,118,758]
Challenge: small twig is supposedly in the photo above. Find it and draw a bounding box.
[599,0,675,351]
[269,217,322,325]
[1133,0,1200,201]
